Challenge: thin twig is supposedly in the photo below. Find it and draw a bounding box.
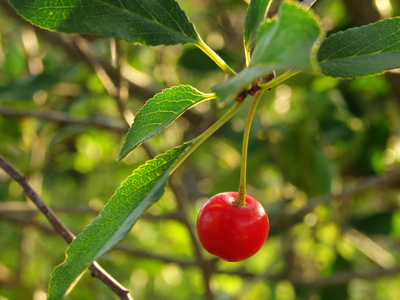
[169,176,216,300]
[0,154,134,300]
[89,262,133,300]
[110,38,132,125]
[0,211,276,281]
[73,35,119,98]
[114,245,197,267]
[94,33,216,297]
[0,213,195,265]
[0,201,180,221]
[0,156,74,243]
[297,266,400,288]
[270,168,400,227]
[0,0,159,101]
[72,27,215,298]
[0,107,127,133]
[3,210,398,289]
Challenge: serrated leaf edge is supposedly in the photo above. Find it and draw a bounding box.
[117,85,214,161]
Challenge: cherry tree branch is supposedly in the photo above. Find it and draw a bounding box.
[3,208,399,289]
[297,266,400,288]
[0,154,133,300]
[270,167,400,227]
[78,32,216,298]
[0,107,127,133]
[168,176,216,300]
[0,0,159,101]
[0,201,181,222]
[0,213,196,266]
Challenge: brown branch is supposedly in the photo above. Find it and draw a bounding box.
[218,266,400,287]
[270,167,400,227]
[110,38,132,125]
[89,262,132,299]
[214,269,285,281]
[0,201,180,222]
[131,133,215,298]
[0,154,133,300]
[168,176,216,300]
[0,211,281,282]
[1,1,208,128]
[0,0,159,101]
[5,208,397,290]
[0,156,74,243]
[0,213,197,267]
[298,266,400,288]
[72,35,119,99]
[0,107,127,133]
[114,245,197,267]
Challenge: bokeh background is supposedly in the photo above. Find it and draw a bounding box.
[1,0,400,299]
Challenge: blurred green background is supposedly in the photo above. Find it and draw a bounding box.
[1,0,400,299]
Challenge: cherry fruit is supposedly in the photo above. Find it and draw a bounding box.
[196,192,269,262]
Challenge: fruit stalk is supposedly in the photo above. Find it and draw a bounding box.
[234,90,265,207]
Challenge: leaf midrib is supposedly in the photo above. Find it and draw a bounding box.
[24,0,198,42]
[67,160,172,257]
[319,49,400,64]
[319,17,400,62]
[94,0,196,41]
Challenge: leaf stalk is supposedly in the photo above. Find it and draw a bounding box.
[171,100,245,174]
[196,40,237,77]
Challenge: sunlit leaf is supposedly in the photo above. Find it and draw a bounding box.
[47,143,190,300]
[9,0,200,46]
[318,17,400,78]
[215,2,323,101]
[118,85,213,160]
[243,0,271,51]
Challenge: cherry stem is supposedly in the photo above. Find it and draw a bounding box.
[171,70,302,179]
[234,90,265,207]
[171,99,246,174]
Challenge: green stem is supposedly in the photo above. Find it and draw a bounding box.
[234,91,265,207]
[170,100,246,174]
[196,40,237,77]
[245,49,251,68]
[244,0,273,67]
[260,70,301,91]
[170,70,301,180]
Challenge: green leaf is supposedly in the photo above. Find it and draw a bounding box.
[243,0,272,51]
[118,85,213,160]
[215,2,323,101]
[9,0,200,46]
[318,17,400,78]
[47,143,190,300]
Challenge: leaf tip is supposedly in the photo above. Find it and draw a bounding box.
[116,150,129,162]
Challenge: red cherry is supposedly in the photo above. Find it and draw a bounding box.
[196,192,269,262]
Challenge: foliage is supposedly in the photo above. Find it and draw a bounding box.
[1,0,400,299]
